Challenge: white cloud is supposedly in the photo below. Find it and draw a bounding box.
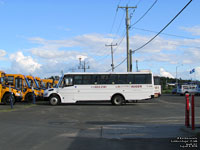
[181,26,200,36]
[31,49,83,61]
[194,67,200,80]
[76,55,88,61]
[130,35,179,53]
[21,32,200,78]
[160,68,174,78]
[29,34,115,57]
[9,51,41,74]
[0,49,6,57]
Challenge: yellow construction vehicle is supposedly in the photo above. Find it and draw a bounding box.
[0,71,22,104]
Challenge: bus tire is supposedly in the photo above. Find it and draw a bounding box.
[3,93,16,105]
[25,93,34,103]
[49,95,60,106]
[111,95,124,106]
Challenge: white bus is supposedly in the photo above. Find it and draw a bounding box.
[43,71,155,105]
[154,76,161,97]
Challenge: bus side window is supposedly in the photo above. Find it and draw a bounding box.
[74,75,82,85]
[82,75,91,84]
[116,74,127,84]
[7,76,14,85]
[90,75,98,84]
[109,75,116,84]
[64,77,73,86]
[127,74,134,84]
[146,74,152,84]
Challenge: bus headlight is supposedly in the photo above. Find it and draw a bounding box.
[16,93,20,96]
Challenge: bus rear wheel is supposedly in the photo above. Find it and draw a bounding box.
[49,95,60,106]
[111,95,124,106]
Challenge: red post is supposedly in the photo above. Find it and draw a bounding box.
[185,94,190,127]
[191,94,195,130]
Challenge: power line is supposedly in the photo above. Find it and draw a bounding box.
[170,43,200,49]
[106,57,127,72]
[130,0,157,28]
[132,0,193,53]
[105,0,143,71]
[114,11,126,39]
[110,0,122,33]
[96,31,126,64]
[113,31,126,53]
[95,0,138,64]
[132,27,195,39]
[108,0,193,71]
[92,0,123,62]
[136,0,142,6]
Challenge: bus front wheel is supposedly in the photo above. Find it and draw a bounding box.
[111,95,124,106]
[49,95,60,106]
[3,93,16,105]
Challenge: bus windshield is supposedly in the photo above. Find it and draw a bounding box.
[0,73,6,85]
[56,74,64,88]
[34,78,40,89]
[24,76,31,88]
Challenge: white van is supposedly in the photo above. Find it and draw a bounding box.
[177,84,198,95]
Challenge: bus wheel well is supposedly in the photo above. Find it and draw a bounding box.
[49,93,60,99]
[111,93,125,101]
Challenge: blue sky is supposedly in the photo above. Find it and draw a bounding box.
[0,0,200,79]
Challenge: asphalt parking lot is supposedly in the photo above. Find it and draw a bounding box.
[0,94,199,150]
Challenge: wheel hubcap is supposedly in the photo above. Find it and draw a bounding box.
[51,97,58,104]
[115,98,121,104]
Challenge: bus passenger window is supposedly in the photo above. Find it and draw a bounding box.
[64,77,73,86]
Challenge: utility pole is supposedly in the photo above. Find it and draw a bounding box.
[78,58,90,72]
[136,60,138,72]
[130,49,132,72]
[105,43,117,72]
[118,5,137,72]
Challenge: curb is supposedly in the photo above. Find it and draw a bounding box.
[180,126,200,136]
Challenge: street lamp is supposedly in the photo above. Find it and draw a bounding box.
[176,64,183,85]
